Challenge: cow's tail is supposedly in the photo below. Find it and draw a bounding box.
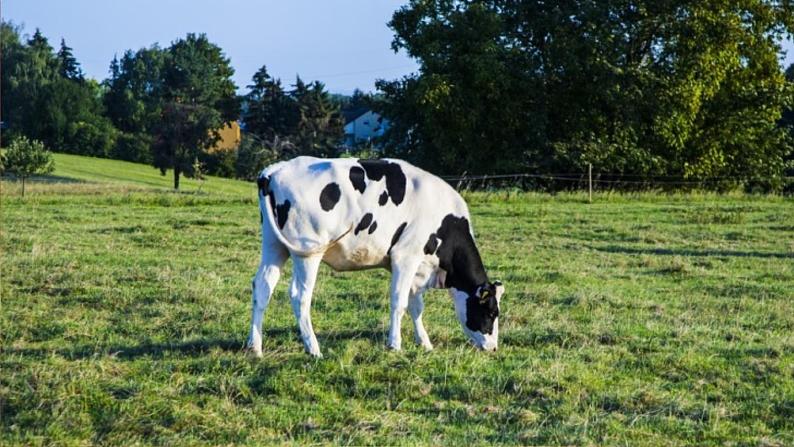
[257,172,352,257]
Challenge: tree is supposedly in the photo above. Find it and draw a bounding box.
[291,77,344,157]
[103,46,167,163]
[4,136,54,196]
[57,38,83,81]
[1,22,116,157]
[240,69,343,165]
[378,1,794,189]
[242,65,296,141]
[152,33,239,189]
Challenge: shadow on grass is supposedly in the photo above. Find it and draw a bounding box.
[590,244,793,259]
[6,328,389,361]
[6,332,281,360]
[2,173,88,184]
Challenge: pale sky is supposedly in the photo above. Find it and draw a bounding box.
[3,1,794,95]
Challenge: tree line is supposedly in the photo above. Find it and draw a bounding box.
[4,0,794,192]
[1,22,349,189]
[376,0,794,191]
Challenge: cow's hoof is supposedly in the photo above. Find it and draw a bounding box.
[304,345,323,358]
[387,343,402,351]
[246,346,264,358]
[419,342,434,351]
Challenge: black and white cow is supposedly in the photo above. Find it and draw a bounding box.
[247,156,504,357]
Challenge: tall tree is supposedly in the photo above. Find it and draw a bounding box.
[152,33,239,189]
[291,78,344,157]
[1,23,115,156]
[103,47,167,162]
[57,38,83,81]
[242,65,296,141]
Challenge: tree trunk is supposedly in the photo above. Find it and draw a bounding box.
[21,176,26,197]
[174,166,180,190]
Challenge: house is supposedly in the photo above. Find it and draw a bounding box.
[208,121,241,153]
[343,108,388,147]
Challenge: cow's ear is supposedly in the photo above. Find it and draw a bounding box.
[493,281,505,301]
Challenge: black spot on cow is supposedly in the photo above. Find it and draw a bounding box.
[434,214,488,295]
[319,182,342,211]
[388,222,408,254]
[423,233,439,255]
[358,159,407,206]
[368,221,378,234]
[268,192,277,218]
[257,175,270,196]
[378,191,389,206]
[355,213,374,235]
[275,200,291,229]
[349,166,366,194]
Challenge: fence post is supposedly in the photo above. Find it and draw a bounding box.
[588,163,593,203]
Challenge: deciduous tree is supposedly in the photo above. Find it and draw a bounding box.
[4,136,54,196]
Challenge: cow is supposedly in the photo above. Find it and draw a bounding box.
[247,156,504,358]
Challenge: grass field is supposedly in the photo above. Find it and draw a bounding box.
[2,154,793,445]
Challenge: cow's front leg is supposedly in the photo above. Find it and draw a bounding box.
[289,255,323,357]
[388,257,421,351]
[409,292,433,350]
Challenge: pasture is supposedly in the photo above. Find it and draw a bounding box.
[1,154,793,446]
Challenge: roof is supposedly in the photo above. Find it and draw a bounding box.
[342,107,370,124]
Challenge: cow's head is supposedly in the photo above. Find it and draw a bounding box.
[450,281,504,351]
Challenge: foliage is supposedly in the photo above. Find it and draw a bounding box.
[291,77,345,157]
[149,33,239,189]
[378,1,794,190]
[57,38,83,81]
[241,67,344,161]
[3,136,54,196]
[242,66,296,141]
[234,133,282,181]
[1,23,116,157]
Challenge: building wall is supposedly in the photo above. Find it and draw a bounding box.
[208,121,241,153]
[344,111,387,146]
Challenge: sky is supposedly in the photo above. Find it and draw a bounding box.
[2,0,420,95]
[4,1,794,96]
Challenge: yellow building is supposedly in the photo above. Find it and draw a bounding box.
[208,121,241,153]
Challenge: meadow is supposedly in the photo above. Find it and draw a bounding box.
[1,154,793,446]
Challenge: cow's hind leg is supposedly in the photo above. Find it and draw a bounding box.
[409,292,433,350]
[289,255,324,357]
[247,243,288,357]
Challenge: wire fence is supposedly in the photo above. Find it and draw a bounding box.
[439,171,794,191]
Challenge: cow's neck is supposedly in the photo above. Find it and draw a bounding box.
[435,215,488,294]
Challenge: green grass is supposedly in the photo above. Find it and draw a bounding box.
[2,152,256,197]
[2,155,794,446]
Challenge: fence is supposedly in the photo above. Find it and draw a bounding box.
[440,164,794,196]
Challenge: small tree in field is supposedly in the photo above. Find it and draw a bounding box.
[4,136,54,196]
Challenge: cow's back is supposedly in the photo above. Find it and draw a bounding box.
[263,157,468,270]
